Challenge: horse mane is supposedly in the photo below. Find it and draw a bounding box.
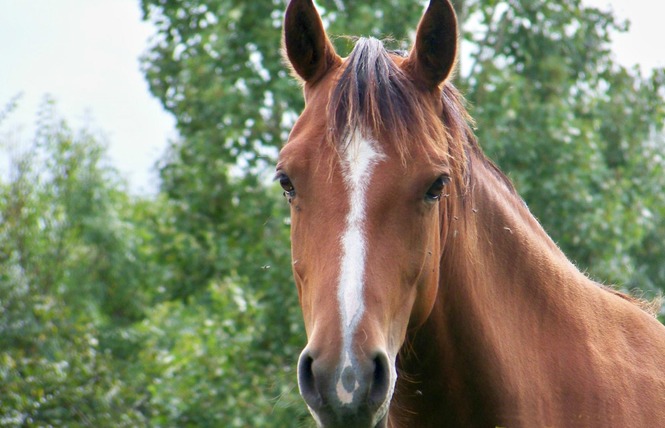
[601,285,662,318]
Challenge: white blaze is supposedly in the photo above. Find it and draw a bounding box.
[335,130,385,403]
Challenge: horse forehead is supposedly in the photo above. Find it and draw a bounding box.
[287,60,445,170]
[281,123,436,182]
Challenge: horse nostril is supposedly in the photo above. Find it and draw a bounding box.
[369,352,392,408]
[297,350,322,410]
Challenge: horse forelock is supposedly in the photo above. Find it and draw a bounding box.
[326,37,473,188]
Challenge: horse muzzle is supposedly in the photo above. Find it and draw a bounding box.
[297,347,395,427]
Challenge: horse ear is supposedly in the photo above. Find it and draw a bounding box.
[284,0,340,83]
[402,0,458,90]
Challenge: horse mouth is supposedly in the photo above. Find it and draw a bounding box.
[310,412,389,428]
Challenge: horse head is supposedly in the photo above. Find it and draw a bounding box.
[280,1,459,425]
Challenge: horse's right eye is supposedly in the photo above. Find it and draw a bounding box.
[276,173,296,202]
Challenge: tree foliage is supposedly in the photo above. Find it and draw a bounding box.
[0,98,152,426]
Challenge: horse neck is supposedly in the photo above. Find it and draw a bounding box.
[394,152,592,425]
[439,153,591,338]
[443,155,585,308]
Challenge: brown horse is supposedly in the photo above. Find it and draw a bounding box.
[278,0,665,426]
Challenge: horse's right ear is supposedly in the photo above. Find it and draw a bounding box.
[284,0,340,83]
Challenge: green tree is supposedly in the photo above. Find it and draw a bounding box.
[135,187,308,425]
[0,98,158,426]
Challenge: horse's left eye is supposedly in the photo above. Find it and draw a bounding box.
[425,175,450,202]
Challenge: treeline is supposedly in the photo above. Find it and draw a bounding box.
[0,97,303,426]
[1,0,664,426]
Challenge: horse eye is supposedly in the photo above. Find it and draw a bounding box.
[276,173,296,202]
[425,175,450,202]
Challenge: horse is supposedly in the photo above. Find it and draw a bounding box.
[278,0,665,426]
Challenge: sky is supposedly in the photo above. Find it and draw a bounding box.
[0,0,175,194]
[0,0,663,195]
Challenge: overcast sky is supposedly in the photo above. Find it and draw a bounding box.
[0,0,174,194]
[0,0,662,194]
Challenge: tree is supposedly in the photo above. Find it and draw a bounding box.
[0,98,157,426]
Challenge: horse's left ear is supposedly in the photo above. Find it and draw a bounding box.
[284,0,341,83]
[402,0,458,90]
